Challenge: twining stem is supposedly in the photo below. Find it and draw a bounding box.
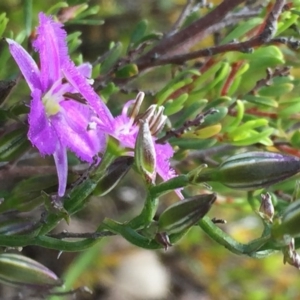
[198,216,274,258]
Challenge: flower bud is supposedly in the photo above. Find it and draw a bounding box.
[0,217,34,235]
[134,120,156,184]
[158,193,216,235]
[0,253,62,288]
[272,199,300,239]
[193,151,300,190]
[93,156,134,196]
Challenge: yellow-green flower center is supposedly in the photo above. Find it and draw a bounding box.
[42,94,60,116]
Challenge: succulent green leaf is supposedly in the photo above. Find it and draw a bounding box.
[130,19,148,45]
[100,42,123,75]
[243,95,278,108]
[0,128,30,162]
[46,2,68,15]
[156,78,193,105]
[115,63,139,78]
[259,83,294,97]
[174,99,208,127]
[164,93,189,116]
[221,18,262,45]
[100,82,120,100]
[171,138,217,150]
[201,106,228,126]
[0,13,8,37]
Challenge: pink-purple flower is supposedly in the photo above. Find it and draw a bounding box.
[93,93,181,197]
[7,13,113,196]
[8,12,180,198]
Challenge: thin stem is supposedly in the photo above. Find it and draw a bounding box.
[166,0,196,37]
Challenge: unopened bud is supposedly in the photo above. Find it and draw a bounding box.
[0,253,62,288]
[193,152,300,190]
[134,120,156,184]
[93,156,134,196]
[259,193,274,222]
[0,217,34,235]
[158,193,216,235]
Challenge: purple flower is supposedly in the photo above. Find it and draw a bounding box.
[7,13,113,196]
[94,93,182,198]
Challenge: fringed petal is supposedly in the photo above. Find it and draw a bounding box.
[6,39,41,91]
[28,89,57,155]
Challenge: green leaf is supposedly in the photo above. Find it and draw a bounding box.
[192,62,231,96]
[228,118,269,138]
[183,124,222,139]
[0,13,9,37]
[174,99,208,127]
[164,93,189,116]
[259,83,294,97]
[46,2,68,15]
[0,174,62,212]
[100,42,123,75]
[201,106,228,126]
[100,82,120,100]
[156,78,193,105]
[230,128,274,146]
[224,99,244,133]
[0,128,30,162]
[170,138,217,150]
[221,17,262,45]
[66,31,82,53]
[115,63,138,78]
[291,131,300,149]
[279,101,300,117]
[204,96,231,110]
[276,13,298,35]
[243,95,278,108]
[130,19,148,45]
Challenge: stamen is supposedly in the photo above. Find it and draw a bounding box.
[149,106,165,128]
[128,92,145,120]
[134,104,156,124]
[150,115,167,136]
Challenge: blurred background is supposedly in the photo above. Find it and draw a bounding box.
[0,0,300,299]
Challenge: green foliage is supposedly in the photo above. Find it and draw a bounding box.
[2,0,300,298]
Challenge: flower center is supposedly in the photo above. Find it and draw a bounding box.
[42,93,60,116]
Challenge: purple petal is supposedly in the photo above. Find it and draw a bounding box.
[51,112,101,163]
[155,142,183,199]
[33,13,68,91]
[53,141,68,197]
[62,60,114,130]
[112,115,137,148]
[77,62,92,78]
[28,89,57,155]
[6,39,41,91]
[59,100,92,133]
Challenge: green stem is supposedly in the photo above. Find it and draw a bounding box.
[38,151,116,235]
[198,216,275,258]
[128,194,159,229]
[103,218,162,249]
[149,174,189,198]
[102,218,189,250]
